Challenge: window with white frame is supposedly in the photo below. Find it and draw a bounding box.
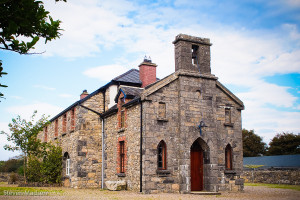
[66,158,70,176]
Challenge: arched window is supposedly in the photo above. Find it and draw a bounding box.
[64,152,70,176]
[225,144,233,170]
[157,140,167,170]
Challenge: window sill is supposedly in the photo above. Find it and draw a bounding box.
[224,123,234,127]
[156,169,170,177]
[224,170,236,174]
[116,173,126,177]
[157,118,168,122]
[118,128,126,133]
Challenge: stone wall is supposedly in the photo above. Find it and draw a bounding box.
[104,95,141,191]
[142,77,180,194]
[37,91,104,189]
[242,169,300,185]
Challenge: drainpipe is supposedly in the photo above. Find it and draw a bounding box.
[140,99,143,192]
[101,117,104,189]
[102,91,106,189]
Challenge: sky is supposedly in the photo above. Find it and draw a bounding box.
[0,0,300,160]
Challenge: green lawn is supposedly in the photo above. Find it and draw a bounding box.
[245,183,300,191]
[0,186,63,196]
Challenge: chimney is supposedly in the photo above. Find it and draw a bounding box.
[80,90,89,100]
[139,56,157,88]
[173,34,212,74]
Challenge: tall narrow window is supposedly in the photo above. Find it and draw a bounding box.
[63,114,67,133]
[44,126,48,142]
[158,102,166,119]
[64,152,70,176]
[55,119,58,137]
[119,141,125,173]
[66,158,70,175]
[225,144,233,170]
[71,108,75,130]
[225,108,231,124]
[157,140,167,170]
[120,109,125,128]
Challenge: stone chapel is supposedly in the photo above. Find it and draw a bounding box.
[38,34,245,193]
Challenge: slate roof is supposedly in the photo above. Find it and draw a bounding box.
[114,86,144,103]
[120,86,144,98]
[113,69,142,85]
[50,69,141,122]
[243,155,300,169]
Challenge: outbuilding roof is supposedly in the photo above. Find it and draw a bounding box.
[244,154,300,169]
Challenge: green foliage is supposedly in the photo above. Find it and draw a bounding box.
[0,61,8,100]
[27,145,62,183]
[0,157,23,173]
[41,145,62,183]
[0,110,49,155]
[0,0,64,54]
[27,156,42,182]
[267,132,300,155]
[243,129,267,157]
[245,183,300,191]
[244,165,264,169]
[0,110,49,182]
[0,186,63,195]
[0,0,66,99]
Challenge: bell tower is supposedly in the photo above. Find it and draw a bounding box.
[173,34,212,74]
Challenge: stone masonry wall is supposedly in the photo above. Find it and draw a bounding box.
[242,170,300,185]
[142,78,180,194]
[141,72,243,193]
[37,91,104,188]
[104,97,141,191]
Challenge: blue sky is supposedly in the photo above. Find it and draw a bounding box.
[1,0,300,160]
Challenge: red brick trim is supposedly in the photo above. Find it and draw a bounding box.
[117,136,127,173]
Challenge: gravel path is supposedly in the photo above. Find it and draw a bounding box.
[1,186,299,200]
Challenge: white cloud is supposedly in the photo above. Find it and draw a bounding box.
[6,103,63,120]
[83,65,130,81]
[33,85,56,91]
[59,94,74,98]
[22,0,300,144]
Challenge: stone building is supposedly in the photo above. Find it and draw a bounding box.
[38,34,244,193]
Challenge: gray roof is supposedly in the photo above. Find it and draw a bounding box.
[50,69,141,122]
[113,69,142,84]
[120,86,144,98]
[244,155,300,168]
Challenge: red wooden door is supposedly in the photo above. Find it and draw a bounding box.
[191,142,204,191]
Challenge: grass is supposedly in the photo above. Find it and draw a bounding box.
[0,186,63,196]
[245,183,300,191]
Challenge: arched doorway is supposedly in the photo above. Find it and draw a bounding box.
[190,140,204,191]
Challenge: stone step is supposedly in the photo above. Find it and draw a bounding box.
[190,191,221,195]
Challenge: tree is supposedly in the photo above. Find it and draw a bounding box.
[0,0,66,99]
[0,110,49,183]
[267,132,300,156]
[242,129,267,157]
[0,61,8,100]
